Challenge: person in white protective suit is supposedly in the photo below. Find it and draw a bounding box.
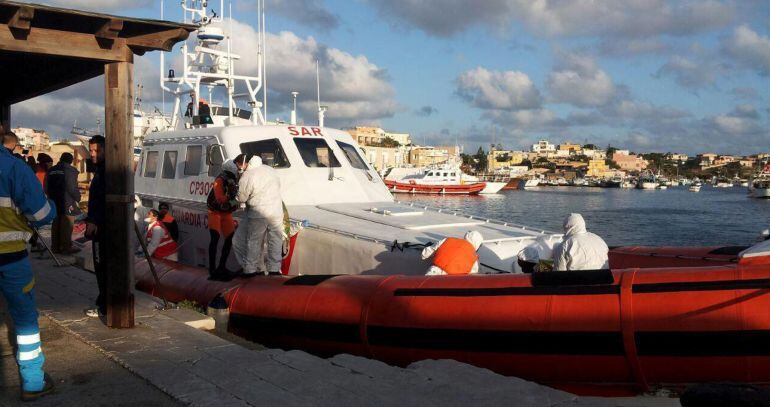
[517,235,561,273]
[552,213,609,271]
[232,155,284,276]
[421,231,484,275]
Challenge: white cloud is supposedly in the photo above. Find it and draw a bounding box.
[547,53,616,107]
[236,0,340,32]
[14,95,104,140]
[369,0,735,39]
[655,55,721,89]
[722,25,770,75]
[456,67,542,111]
[165,20,397,124]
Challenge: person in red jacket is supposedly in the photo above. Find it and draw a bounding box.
[143,209,178,261]
[421,231,484,275]
[206,154,247,281]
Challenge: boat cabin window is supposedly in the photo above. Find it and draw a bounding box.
[240,139,290,168]
[428,172,434,176]
[184,145,203,175]
[335,141,368,170]
[443,172,448,177]
[451,172,456,176]
[162,151,178,179]
[144,151,159,178]
[293,138,340,168]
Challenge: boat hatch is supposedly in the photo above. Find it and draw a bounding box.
[317,203,485,230]
[368,206,424,217]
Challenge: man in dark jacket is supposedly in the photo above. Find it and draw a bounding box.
[84,136,106,317]
[45,153,81,254]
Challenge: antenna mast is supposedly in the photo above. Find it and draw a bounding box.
[160,0,266,128]
[316,60,326,127]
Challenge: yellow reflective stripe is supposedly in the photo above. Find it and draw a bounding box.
[22,277,35,294]
[0,197,15,208]
[0,241,27,253]
[0,231,32,242]
[19,347,41,361]
[29,201,51,221]
[17,333,40,346]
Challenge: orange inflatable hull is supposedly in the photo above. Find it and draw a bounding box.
[135,254,770,396]
[610,245,745,269]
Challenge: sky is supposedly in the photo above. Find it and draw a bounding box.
[11,0,770,155]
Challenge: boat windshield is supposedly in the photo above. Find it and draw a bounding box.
[240,139,291,168]
[335,140,368,170]
[293,138,340,168]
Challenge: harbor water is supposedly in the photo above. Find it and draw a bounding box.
[397,185,770,247]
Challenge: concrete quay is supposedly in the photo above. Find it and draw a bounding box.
[2,250,678,406]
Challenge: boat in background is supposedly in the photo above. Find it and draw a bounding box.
[636,172,657,189]
[689,182,702,192]
[749,165,770,199]
[385,165,505,194]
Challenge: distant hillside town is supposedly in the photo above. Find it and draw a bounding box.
[346,127,769,181]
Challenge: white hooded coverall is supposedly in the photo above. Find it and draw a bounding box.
[421,231,484,275]
[232,156,284,274]
[552,213,609,271]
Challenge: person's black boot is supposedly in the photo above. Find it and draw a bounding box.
[21,373,55,402]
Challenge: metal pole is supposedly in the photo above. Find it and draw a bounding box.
[133,221,169,309]
[28,224,63,267]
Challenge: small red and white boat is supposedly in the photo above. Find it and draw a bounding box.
[384,166,504,195]
[384,179,486,195]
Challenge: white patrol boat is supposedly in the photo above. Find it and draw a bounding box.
[134,0,561,276]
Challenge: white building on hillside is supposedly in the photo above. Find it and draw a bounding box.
[531,139,556,154]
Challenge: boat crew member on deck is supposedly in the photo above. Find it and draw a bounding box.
[0,131,57,401]
[233,155,284,277]
[207,155,246,281]
[552,213,609,271]
[144,209,178,261]
[421,231,484,275]
[158,202,179,242]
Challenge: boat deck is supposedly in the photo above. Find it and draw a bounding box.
[290,202,558,245]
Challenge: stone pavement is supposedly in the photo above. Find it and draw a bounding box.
[2,249,680,406]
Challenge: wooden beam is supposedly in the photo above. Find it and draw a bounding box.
[95,18,123,40]
[0,24,131,62]
[103,60,135,329]
[7,5,33,32]
[126,27,191,53]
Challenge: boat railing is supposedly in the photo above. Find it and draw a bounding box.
[395,200,558,236]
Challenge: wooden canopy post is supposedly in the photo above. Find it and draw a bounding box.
[0,102,9,132]
[103,59,135,328]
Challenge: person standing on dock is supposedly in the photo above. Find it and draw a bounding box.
[84,136,106,318]
[207,155,247,281]
[233,155,284,276]
[0,131,57,401]
[421,231,484,275]
[45,153,81,254]
[552,213,609,271]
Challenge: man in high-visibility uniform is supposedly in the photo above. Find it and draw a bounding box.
[421,231,484,275]
[0,131,57,401]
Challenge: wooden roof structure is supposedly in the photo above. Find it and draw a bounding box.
[0,1,196,328]
[0,1,195,105]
